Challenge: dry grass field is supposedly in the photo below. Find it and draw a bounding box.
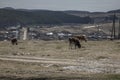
[0,40,120,80]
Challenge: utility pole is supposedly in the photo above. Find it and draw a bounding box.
[118,18,120,39]
[111,13,116,40]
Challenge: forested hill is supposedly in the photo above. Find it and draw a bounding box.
[0,8,92,27]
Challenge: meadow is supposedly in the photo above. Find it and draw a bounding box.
[0,40,120,80]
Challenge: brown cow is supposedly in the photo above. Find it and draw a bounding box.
[69,37,81,49]
[74,35,87,42]
[11,38,18,45]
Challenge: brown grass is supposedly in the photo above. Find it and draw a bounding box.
[0,40,119,59]
[0,40,120,79]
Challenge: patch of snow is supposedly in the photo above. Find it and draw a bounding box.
[83,26,96,29]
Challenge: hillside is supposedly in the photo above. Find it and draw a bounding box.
[0,8,120,27]
[0,8,92,27]
[64,9,120,23]
[64,9,120,17]
[108,9,120,13]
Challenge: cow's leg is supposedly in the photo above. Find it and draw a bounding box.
[12,42,14,45]
[75,44,77,49]
[69,43,71,49]
[16,42,18,45]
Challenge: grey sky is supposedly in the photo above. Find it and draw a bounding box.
[0,0,120,12]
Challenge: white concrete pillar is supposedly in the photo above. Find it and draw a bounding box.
[23,28,28,40]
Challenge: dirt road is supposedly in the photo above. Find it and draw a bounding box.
[0,55,78,65]
[0,55,120,74]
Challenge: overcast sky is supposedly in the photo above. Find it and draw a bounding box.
[0,0,120,12]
